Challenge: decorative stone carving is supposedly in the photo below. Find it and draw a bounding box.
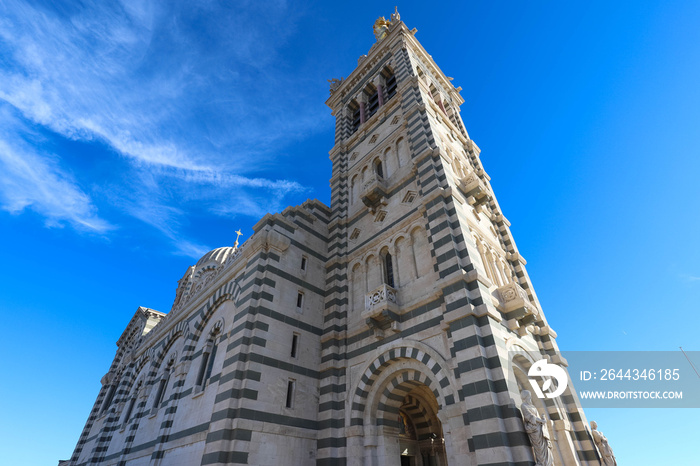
[249,226,291,254]
[459,172,492,207]
[390,6,400,22]
[496,282,539,324]
[328,77,344,93]
[591,421,617,465]
[100,372,114,386]
[521,390,554,466]
[365,283,397,311]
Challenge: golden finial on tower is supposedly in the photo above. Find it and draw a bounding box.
[373,16,391,42]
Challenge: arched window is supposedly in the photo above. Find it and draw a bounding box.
[384,252,395,288]
[498,258,512,285]
[100,382,117,415]
[385,71,397,101]
[152,359,173,410]
[375,159,384,179]
[349,101,361,134]
[195,337,218,390]
[429,83,447,115]
[350,175,358,205]
[122,381,141,426]
[366,84,379,119]
[443,101,466,136]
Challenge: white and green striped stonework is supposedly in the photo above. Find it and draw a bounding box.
[65,14,603,466]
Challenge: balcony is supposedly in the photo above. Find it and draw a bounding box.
[362,283,400,332]
[360,174,388,212]
[496,282,539,324]
[459,173,492,207]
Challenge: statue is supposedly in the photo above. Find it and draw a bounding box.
[591,421,617,465]
[234,229,243,250]
[328,78,344,92]
[373,17,391,41]
[520,390,554,466]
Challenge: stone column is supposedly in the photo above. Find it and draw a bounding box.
[357,93,366,124]
[374,77,385,107]
[390,245,400,288]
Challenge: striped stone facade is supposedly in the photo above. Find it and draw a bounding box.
[65,15,602,466]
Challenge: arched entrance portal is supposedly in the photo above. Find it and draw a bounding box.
[396,387,447,466]
[365,368,452,466]
[349,346,462,466]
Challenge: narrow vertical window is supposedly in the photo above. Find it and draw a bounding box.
[301,256,307,271]
[153,363,171,409]
[101,383,117,414]
[122,396,136,425]
[376,161,384,179]
[204,342,217,382]
[195,343,211,388]
[286,379,296,408]
[153,376,167,408]
[350,103,361,134]
[296,292,303,308]
[122,382,140,426]
[367,87,379,118]
[386,73,397,100]
[291,333,299,358]
[384,253,395,288]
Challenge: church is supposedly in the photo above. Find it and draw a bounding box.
[64,11,608,466]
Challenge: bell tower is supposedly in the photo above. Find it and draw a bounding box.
[319,11,599,466]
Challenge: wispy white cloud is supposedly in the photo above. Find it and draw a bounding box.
[118,195,209,259]
[0,131,112,233]
[0,0,324,170]
[162,168,305,192]
[0,0,324,252]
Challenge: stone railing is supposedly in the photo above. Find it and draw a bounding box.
[362,283,400,336]
[365,283,397,312]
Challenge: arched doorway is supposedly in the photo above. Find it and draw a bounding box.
[348,345,463,466]
[396,387,447,466]
[367,370,451,466]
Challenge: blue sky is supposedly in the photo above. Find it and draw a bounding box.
[1,1,699,464]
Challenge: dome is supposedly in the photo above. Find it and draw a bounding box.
[195,246,235,269]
